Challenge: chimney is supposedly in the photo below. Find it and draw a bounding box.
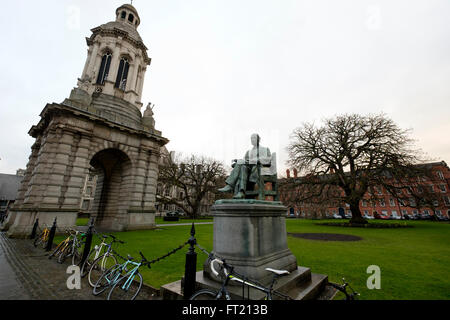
[286,169,290,178]
[293,168,298,178]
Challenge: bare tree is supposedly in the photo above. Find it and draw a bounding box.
[157,154,227,218]
[285,113,437,224]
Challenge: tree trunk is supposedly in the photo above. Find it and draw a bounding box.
[349,202,368,224]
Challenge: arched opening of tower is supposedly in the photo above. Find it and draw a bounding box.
[89,148,132,231]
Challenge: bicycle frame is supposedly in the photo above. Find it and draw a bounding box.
[209,258,288,300]
[105,260,141,290]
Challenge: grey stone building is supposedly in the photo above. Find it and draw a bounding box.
[4,4,168,237]
[0,172,24,221]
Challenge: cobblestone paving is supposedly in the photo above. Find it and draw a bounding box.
[0,232,158,300]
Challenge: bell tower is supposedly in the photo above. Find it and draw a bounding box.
[75,4,150,110]
[4,4,169,237]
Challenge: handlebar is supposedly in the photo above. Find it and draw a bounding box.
[108,234,125,244]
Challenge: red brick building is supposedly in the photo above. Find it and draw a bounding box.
[280,161,450,219]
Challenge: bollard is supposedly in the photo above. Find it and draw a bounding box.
[30,218,39,239]
[183,223,197,299]
[45,217,57,252]
[80,218,94,267]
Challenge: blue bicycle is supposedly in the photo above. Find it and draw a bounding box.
[93,251,150,300]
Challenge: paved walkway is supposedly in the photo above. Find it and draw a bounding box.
[0,232,156,300]
[156,222,213,227]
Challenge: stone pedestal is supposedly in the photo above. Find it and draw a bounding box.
[203,200,298,285]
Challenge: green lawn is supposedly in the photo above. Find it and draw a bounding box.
[154,217,213,225]
[64,219,450,299]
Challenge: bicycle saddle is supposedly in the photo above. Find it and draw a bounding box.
[265,268,290,276]
[127,254,134,261]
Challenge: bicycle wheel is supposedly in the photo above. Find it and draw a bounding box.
[33,235,43,248]
[190,289,219,300]
[88,254,118,287]
[80,248,98,278]
[71,242,84,266]
[107,272,143,300]
[41,234,49,249]
[93,264,122,296]
[58,241,72,263]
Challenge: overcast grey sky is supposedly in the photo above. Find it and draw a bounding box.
[0,0,449,175]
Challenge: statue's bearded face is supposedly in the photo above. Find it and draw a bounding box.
[251,134,259,146]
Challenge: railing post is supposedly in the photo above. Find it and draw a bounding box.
[184,223,197,299]
[45,217,57,252]
[30,218,39,239]
[80,217,94,266]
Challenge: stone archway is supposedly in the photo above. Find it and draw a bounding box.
[89,148,132,231]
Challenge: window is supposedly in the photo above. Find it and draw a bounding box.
[412,209,418,214]
[401,210,408,215]
[96,52,112,85]
[437,171,444,180]
[81,199,90,210]
[379,199,386,207]
[392,210,398,217]
[389,198,395,206]
[433,200,439,207]
[406,187,412,194]
[121,11,126,19]
[86,187,92,196]
[128,14,134,23]
[363,210,369,215]
[429,185,435,193]
[443,196,450,206]
[439,184,446,193]
[375,186,383,195]
[362,200,367,207]
[417,186,423,193]
[115,57,130,90]
[409,198,416,207]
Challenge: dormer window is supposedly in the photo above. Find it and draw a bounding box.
[115,57,130,91]
[96,52,112,85]
[121,11,126,19]
[128,14,134,23]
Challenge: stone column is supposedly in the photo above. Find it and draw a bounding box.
[126,147,158,230]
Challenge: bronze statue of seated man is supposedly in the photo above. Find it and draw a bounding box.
[218,133,271,199]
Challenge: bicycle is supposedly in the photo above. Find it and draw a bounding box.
[48,229,72,261]
[33,225,50,249]
[327,278,359,300]
[189,255,292,300]
[86,235,124,287]
[93,251,150,300]
[80,234,111,277]
[56,229,86,265]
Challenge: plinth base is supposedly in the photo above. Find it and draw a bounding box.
[161,267,328,300]
[204,200,297,285]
